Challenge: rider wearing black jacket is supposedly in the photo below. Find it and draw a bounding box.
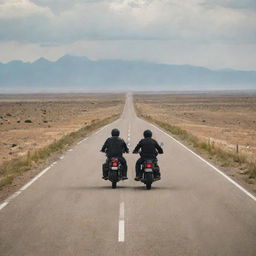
[101,128,129,179]
[133,130,163,181]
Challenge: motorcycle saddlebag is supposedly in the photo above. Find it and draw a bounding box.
[102,163,108,177]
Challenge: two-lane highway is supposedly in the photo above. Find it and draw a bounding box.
[0,94,255,256]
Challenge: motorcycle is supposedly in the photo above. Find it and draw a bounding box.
[134,142,163,190]
[141,159,160,190]
[103,157,123,189]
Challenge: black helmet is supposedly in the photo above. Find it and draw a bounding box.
[111,128,120,136]
[143,129,152,138]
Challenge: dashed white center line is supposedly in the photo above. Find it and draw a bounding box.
[127,125,131,148]
[118,125,130,241]
[68,149,73,152]
[118,202,125,242]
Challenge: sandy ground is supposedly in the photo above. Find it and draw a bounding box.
[0,94,124,166]
[134,93,256,162]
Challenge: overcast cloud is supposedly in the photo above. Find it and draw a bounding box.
[0,0,255,70]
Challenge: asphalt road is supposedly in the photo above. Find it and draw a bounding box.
[0,94,256,256]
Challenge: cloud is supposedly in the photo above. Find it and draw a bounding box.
[0,0,53,19]
[110,0,154,10]
[0,0,255,70]
[31,0,104,13]
[202,0,256,10]
[0,0,255,43]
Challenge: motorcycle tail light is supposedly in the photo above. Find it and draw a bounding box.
[112,162,118,167]
[146,163,153,168]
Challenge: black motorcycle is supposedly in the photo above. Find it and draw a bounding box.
[103,157,123,189]
[140,159,160,190]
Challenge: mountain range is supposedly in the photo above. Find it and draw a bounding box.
[0,55,255,91]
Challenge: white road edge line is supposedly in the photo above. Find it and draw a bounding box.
[0,165,53,211]
[20,165,52,191]
[0,118,121,211]
[118,202,125,242]
[150,123,256,202]
[0,202,8,210]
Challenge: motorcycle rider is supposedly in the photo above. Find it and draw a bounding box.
[133,129,163,181]
[101,128,129,180]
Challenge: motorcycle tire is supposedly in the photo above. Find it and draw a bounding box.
[146,183,151,190]
[112,181,117,189]
[145,172,153,190]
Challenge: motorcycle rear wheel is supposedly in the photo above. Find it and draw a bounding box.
[144,172,153,190]
[112,181,117,189]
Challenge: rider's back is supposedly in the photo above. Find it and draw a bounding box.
[139,138,162,159]
[105,136,125,157]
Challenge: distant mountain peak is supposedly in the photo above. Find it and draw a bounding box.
[33,57,50,64]
[57,54,90,63]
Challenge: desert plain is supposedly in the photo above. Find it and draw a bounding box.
[0,93,124,166]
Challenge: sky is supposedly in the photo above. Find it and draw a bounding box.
[0,0,256,70]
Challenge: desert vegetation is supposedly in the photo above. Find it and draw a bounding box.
[0,94,124,191]
[134,93,256,192]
